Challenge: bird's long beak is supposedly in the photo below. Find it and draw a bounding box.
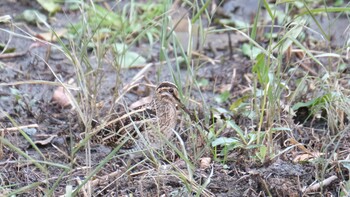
[160,91,191,116]
[177,101,191,116]
[172,96,191,116]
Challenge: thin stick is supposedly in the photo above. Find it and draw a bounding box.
[0,124,39,132]
[304,175,338,193]
[76,177,89,197]
[0,50,27,58]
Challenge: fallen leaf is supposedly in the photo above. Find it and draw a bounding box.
[218,84,232,93]
[16,10,47,25]
[287,137,312,154]
[129,96,152,109]
[200,157,211,170]
[34,135,57,146]
[293,153,314,163]
[36,0,60,13]
[0,15,12,23]
[36,28,67,42]
[52,86,72,107]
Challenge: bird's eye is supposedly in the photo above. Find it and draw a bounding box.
[168,89,174,93]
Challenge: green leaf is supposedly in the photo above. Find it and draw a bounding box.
[292,93,332,111]
[252,53,269,84]
[197,78,209,87]
[227,120,247,144]
[0,15,11,23]
[10,87,22,101]
[212,137,238,147]
[89,4,122,29]
[334,0,344,6]
[256,145,267,161]
[219,18,249,29]
[242,43,262,60]
[215,91,230,103]
[340,160,350,171]
[340,179,350,197]
[36,0,60,13]
[273,18,305,54]
[115,43,146,68]
[229,96,249,112]
[298,7,350,16]
[242,110,256,119]
[0,43,15,53]
[17,10,47,25]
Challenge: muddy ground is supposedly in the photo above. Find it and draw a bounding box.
[1,0,350,196]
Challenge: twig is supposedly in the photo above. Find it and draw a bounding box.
[299,62,318,76]
[0,50,28,59]
[0,124,39,132]
[304,175,338,193]
[227,31,233,59]
[76,178,89,197]
[89,170,123,187]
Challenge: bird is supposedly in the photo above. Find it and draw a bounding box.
[92,81,190,158]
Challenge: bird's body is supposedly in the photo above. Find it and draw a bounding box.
[92,81,188,156]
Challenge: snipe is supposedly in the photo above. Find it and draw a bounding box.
[92,81,189,157]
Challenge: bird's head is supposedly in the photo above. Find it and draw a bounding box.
[155,81,180,104]
[155,81,191,115]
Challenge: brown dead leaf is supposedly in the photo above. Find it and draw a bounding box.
[286,137,312,155]
[96,101,104,109]
[218,84,232,93]
[34,135,57,146]
[52,86,71,107]
[200,157,211,170]
[304,175,338,193]
[293,153,314,163]
[129,96,152,109]
[294,49,305,59]
[36,28,67,42]
[293,151,323,163]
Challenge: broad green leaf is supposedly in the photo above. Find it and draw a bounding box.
[242,110,256,119]
[242,43,262,60]
[212,137,238,147]
[17,10,47,25]
[256,145,267,161]
[219,18,249,29]
[229,96,249,112]
[36,0,60,13]
[0,15,11,23]
[197,78,209,87]
[215,91,230,103]
[227,120,246,144]
[115,43,146,68]
[273,18,305,54]
[252,53,269,84]
[90,4,122,29]
[334,0,344,6]
[292,93,332,111]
